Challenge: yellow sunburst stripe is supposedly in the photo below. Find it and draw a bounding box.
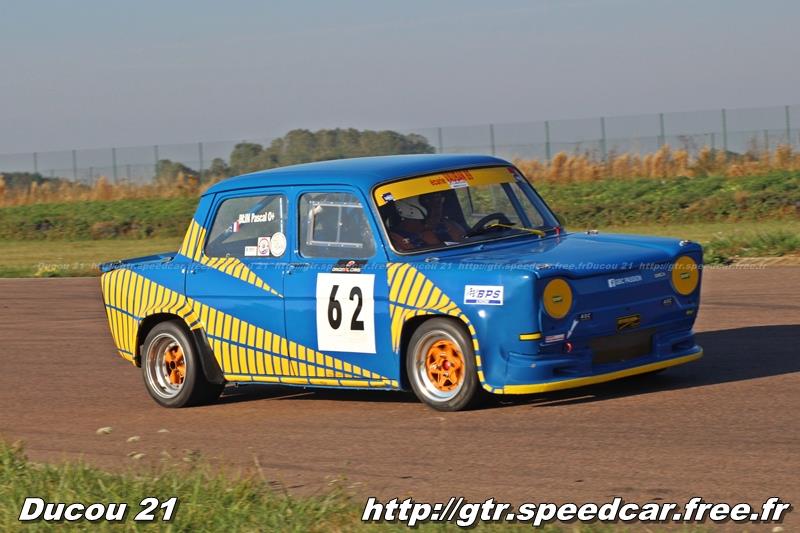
[386,262,485,382]
[197,255,283,298]
[225,375,395,388]
[178,219,283,297]
[102,268,393,386]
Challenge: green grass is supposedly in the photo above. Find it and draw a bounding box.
[0,441,603,532]
[0,238,181,277]
[0,197,196,241]
[1,221,798,277]
[1,172,798,242]
[538,171,800,226]
[595,221,800,264]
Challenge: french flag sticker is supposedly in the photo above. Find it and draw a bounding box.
[232,221,240,233]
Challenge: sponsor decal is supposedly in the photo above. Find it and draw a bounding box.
[464,285,504,305]
[257,236,271,256]
[243,245,258,257]
[232,220,241,233]
[428,169,474,188]
[616,314,641,331]
[578,312,593,321]
[332,259,367,273]
[661,297,674,306]
[270,231,287,257]
[544,333,565,343]
[381,192,395,203]
[654,271,667,279]
[608,274,643,288]
[238,211,275,224]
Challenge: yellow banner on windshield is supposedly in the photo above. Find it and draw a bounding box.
[373,166,515,206]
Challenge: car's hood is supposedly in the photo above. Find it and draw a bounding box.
[421,232,699,278]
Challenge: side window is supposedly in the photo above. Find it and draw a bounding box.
[299,192,376,259]
[205,194,287,258]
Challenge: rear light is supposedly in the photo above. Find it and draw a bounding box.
[563,341,574,353]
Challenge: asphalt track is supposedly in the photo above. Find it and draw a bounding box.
[0,267,798,524]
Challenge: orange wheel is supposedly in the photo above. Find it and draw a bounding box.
[163,344,186,385]
[406,318,481,410]
[424,338,465,392]
[141,320,224,408]
[144,331,189,400]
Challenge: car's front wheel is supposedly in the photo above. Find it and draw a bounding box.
[141,320,223,408]
[406,318,482,411]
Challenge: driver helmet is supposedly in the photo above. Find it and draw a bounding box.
[394,198,426,220]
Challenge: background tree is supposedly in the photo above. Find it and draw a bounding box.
[227,128,435,176]
[154,159,198,185]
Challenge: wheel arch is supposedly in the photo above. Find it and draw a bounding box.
[136,313,225,385]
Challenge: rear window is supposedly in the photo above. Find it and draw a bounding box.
[205,194,287,258]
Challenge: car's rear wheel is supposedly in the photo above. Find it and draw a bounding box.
[142,320,223,408]
[406,318,481,411]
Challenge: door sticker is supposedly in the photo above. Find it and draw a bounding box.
[316,273,376,354]
[270,232,287,257]
[257,236,271,256]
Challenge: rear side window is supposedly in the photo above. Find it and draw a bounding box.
[299,192,375,258]
[205,194,287,258]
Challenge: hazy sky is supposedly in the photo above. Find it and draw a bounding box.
[1,0,798,153]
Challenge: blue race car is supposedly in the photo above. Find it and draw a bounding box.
[100,154,703,411]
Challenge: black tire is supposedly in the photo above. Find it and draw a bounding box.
[141,320,224,408]
[405,318,482,411]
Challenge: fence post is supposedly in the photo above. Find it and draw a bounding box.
[544,120,551,162]
[111,147,118,183]
[785,105,792,146]
[710,132,716,151]
[600,117,607,161]
[489,124,496,155]
[33,152,38,174]
[72,150,78,181]
[153,145,160,180]
[437,127,443,153]
[721,108,728,156]
[658,113,665,147]
[198,142,204,183]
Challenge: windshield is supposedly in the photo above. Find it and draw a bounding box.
[374,166,558,253]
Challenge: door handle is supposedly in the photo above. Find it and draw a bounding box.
[286,262,310,275]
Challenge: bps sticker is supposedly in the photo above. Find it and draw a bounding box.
[464,285,504,305]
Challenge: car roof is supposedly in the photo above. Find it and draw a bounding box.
[203,153,511,196]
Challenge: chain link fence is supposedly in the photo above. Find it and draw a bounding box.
[1,104,798,185]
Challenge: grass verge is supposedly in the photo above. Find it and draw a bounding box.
[0,172,798,242]
[0,440,633,532]
[0,238,181,277]
[1,221,798,277]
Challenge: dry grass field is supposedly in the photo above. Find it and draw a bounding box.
[2,145,800,207]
